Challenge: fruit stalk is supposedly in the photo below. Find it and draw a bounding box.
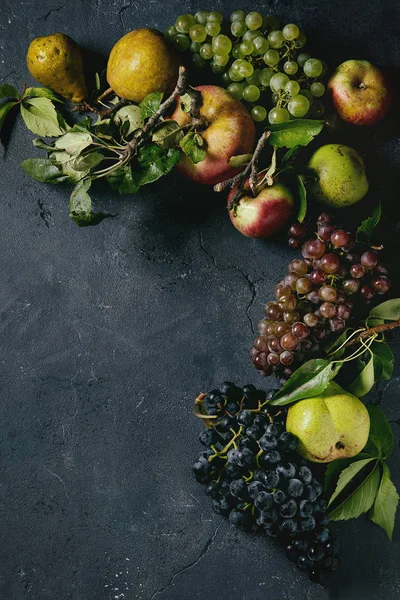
[345,318,400,347]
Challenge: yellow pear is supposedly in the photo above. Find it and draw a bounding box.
[106,28,180,103]
[286,382,370,463]
[27,33,87,102]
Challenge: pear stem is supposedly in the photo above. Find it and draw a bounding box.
[96,86,113,103]
[345,318,400,347]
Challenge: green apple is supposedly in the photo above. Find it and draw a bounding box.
[286,382,370,463]
[308,144,369,208]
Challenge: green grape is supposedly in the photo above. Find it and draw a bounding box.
[165,25,177,40]
[282,23,300,40]
[228,82,245,100]
[213,53,229,66]
[270,72,289,92]
[243,84,261,102]
[311,82,325,97]
[195,10,209,25]
[232,45,245,59]
[212,34,232,56]
[240,40,254,56]
[189,24,207,43]
[251,105,267,122]
[207,11,223,23]
[175,14,196,34]
[243,30,259,42]
[285,80,300,96]
[297,52,311,67]
[230,10,246,22]
[210,61,225,74]
[263,49,280,66]
[199,43,213,60]
[229,65,244,82]
[172,34,190,52]
[205,21,221,36]
[263,15,280,31]
[288,94,310,117]
[190,41,201,53]
[238,60,254,78]
[245,11,263,30]
[246,69,261,86]
[303,58,323,78]
[231,20,247,37]
[221,71,231,86]
[271,92,279,106]
[192,53,206,69]
[284,60,298,75]
[301,88,314,104]
[268,30,285,49]
[253,36,269,54]
[268,107,290,124]
[295,32,307,48]
[259,68,274,87]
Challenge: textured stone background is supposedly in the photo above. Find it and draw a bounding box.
[0,1,399,599]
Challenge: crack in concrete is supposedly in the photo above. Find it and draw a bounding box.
[37,199,52,228]
[199,227,263,334]
[150,522,222,599]
[118,0,132,28]
[43,0,72,21]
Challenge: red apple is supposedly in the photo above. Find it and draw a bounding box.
[228,182,294,239]
[170,85,255,185]
[328,60,392,126]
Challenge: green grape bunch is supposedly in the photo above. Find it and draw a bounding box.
[165,10,327,124]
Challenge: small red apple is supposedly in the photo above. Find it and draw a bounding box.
[170,85,255,185]
[328,60,392,126]
[228,182,294,239]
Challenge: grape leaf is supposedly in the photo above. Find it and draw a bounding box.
[369,298,400,322]
[324,457,357,495]
[271,359,342,406]
[21,157,69,184]
[329,459,380,520]
[20,97,67,137]
[229,154,253,168]
[267,119,324,148]
[69,179,112,226]
[140,92,163,120]
[0,101,18,132]
[367,404,394,459]
[370,463,399,541]
[371,341,394,381]
[296,175,307,223]
[23,86,63,103]
[54,131,93,156]
[152,120,184,149]
[0,84,18,99]
[356,202,381,242]
[348,354,375,397]
[179,131,206,164]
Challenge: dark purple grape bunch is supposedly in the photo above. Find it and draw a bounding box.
[251,212,391,379]
[193,383,342,584]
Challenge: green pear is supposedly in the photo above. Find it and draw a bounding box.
[286,382,370,463]
[308,144,369,208]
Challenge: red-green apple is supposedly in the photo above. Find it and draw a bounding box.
[170,85,255,185]
[228,182,294,239]
[328,60,392,126]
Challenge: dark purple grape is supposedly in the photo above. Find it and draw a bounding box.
[372,276,391,295]
[331,229,350,248]
[320,253,340,274]
[289,222,307,239]
[361,250,378,270]
[302,239,326,259]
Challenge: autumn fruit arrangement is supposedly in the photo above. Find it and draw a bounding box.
[1,7,398,588]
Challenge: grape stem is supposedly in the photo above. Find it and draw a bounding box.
[213,131,271,215]
[345,318,400,347]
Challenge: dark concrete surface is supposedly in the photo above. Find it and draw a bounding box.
[0,1,399,599]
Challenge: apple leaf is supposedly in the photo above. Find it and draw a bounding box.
[107,165,141,194]
[296,175,307,223]
[229,154,253,168]
[114,104,143,137]
[367,404,394,460]
[270,358,342,406]
[370,463,399,541]
[54,131,93,156]
[369,298,400,322]
[356,201,381,242]
[266,119,324,149]
[21,157,70,184]
[69,179,112,226]
[348,354,375,397]
[152,120,184,149]
[140,92,163,120]
[179,131,206,164]
[329,459,381,521]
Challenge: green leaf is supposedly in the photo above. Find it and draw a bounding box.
[371,341,394,381]
[107,165,141,194]
[367,405,394,459]
[152,119,184,149]
[324,457,357,494]
[73,151,105,171]
[0,101,18,132]
[114,104,143,136]
[95,73,101,92]
[329,459,380,520]
[60,160,89,182]
[179,93,192,113]
[20,97,67,137]
[140,92,163,120]
[23,86,63,103]
[282,145,300,164]
[0,84,18,99]
[33,138,56,151]
[229,154,253,168]
[296,175,307,223]
[369,298,400,322]
[69,179,112,226]
[271,359,342,406]
[138,144,181,185]
[356,202,382,242]
[267,119,324,149]
[54,131,93,156]
[179,131,207,164]
[370,463,399,541]
[348,354,375,397]
[21,157,69,184]
[324,328,353,359]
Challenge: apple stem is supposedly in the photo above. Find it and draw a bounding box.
[213,131,271,215]
[345,318,400,347]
